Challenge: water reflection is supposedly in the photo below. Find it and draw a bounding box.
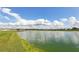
[18,31,79,44]
[18,31,79,51]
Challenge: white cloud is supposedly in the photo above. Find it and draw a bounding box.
[0,7,79,29]
[67,16,79,28]
[52,20,64,29]
[1,8,11,13]
[68,16,77,25]
[35,19,51,25]
[1,8,21,19]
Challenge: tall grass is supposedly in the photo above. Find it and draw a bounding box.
[0,31,43,52]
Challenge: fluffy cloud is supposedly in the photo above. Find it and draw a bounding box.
[1,8,21,19]
[0,7,79,29]
[52,20,64,29]
[68,16,77,25]
[68,16,79,28]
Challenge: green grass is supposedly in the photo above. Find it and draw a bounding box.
[0,31,43,52]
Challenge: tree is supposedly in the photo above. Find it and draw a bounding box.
[72,27,78,30]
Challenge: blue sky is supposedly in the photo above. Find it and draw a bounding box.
[6,7,79,21]
[0,7,79,29]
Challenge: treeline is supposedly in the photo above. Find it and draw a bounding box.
[1,27,79,31]
[15,27,79,31]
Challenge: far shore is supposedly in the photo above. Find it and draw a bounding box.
[0,29,79,32]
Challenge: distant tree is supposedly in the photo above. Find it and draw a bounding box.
[72,27,78,30]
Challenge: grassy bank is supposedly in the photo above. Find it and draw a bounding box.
[0,31,43,52]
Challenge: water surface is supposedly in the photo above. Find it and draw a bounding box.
[18,31,79,51]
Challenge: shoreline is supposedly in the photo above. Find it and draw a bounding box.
[0,29,79,31]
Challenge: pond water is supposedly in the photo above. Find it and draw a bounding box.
[18,31,79,51]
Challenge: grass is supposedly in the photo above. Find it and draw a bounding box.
[0,31,43,52]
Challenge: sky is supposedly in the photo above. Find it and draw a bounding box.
[5,7,79,20]
[0,7,79,29]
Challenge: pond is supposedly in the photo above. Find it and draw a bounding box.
[18,31,79,52]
